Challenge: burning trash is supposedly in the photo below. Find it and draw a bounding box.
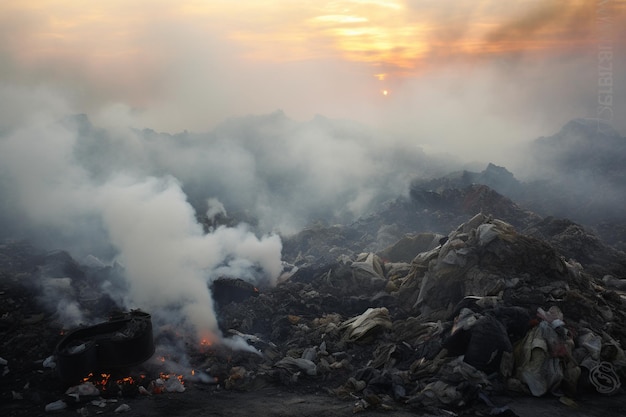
[55,310,155,385]
[2,197,626,416]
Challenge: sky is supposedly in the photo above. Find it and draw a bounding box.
[1,0,624,158]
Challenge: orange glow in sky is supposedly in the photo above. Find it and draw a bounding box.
[2,1,613,72]
[1,0,624,130]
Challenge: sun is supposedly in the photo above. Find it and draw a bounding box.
[382,89,389,96]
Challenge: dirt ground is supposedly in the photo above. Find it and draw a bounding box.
[93,388,626,417]
[3,381,625,417]
[134,388,626,417]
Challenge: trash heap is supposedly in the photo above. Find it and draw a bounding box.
[215,213,626,412]
[2,212,625,415]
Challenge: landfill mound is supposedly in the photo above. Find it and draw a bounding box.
[2,211,626,416]
[281,183,543,266]
[407,119,626,250]
[283,182,626,279]
[215,212,626,413]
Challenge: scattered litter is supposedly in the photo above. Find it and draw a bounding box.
[43,355,56,368]
[114,403,131,413]
[45,400,67,412]
[65,381,100,397]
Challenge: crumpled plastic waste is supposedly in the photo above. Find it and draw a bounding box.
[537,306,565,328]
[341,307,392,344]
[43,355,56,369]
[515,323,558,396]
[578,329,602,360]
[114,403,131,413]
[65,382,100,399]
[476,223,499,246]
[275,356,317,376]
[406,355,491,408]
[45,399,67,412]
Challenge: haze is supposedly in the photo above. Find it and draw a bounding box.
[1,0,624,160]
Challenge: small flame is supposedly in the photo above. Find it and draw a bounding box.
[117,376,134,384]
[198,333,217,353]
[158,372,185,384]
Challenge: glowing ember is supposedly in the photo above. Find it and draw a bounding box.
[79,372,154,397]
[152,373,186,393]
[198,334,217,353]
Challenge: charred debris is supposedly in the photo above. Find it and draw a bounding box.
[2,180,626,416]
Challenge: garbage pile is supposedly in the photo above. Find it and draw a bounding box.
[214,213,626,412]
[2,211,626,415]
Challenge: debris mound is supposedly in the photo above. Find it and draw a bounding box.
[214,213,626,412]
[2,212,626,415]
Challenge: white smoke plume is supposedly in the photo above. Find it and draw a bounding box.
[0,88,283,343]
[98,175,282,340]
[206,197,227,223]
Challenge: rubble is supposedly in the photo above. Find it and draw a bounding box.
[207,212,626,412]
[2,208,626,415]
[340,307,392,344]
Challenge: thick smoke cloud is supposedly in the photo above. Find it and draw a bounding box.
[0,86,457,343]
[66,105,454,235]
[0,89,284,342]
[98,175,281,340]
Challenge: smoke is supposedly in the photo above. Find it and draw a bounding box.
[38,278,85,327]
[0,86,453,344]
[50,105,454,236]
[97,175,282,339]
[206,198,227,224]
[485,1,590,45]
[0,89,283,343]
[380,0,626,168]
